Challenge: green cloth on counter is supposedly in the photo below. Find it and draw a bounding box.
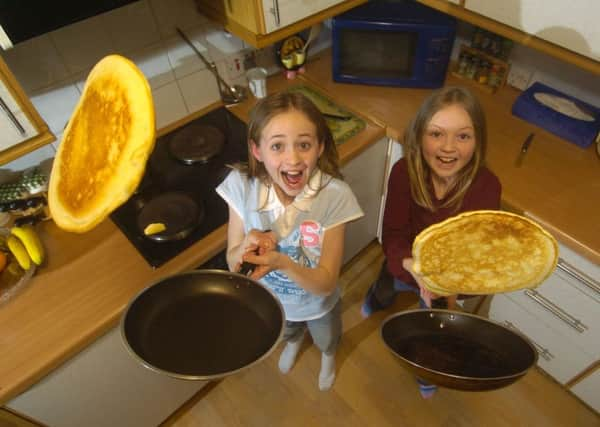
[286,85,366,145]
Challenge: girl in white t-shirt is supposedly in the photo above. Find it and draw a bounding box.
[217,92,363,390]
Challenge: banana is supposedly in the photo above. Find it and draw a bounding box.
[11,224,45,265]
[7,235,31,270]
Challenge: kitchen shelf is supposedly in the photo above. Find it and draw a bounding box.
[450,44,511,94]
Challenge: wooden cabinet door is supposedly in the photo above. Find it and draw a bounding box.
[464,0,600,61]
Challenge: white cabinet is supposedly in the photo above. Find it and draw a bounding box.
[7,327,206,427]
[464,0,600,62]
[489,293,595,384]
[377,138,403,243]
[261,0,344,33]
[571,369,600,413]
[342,137,387,264]
[487,241,600,385]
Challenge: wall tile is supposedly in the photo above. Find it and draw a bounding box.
[103,0,160,54]
[29,83,81,135]
[149,0,207,38]
[177,69,220,113]
[164,32,208,79]
[1,35,69,93]
[130,42,175,89]
[49,15,114,74]
[152,81,188,129]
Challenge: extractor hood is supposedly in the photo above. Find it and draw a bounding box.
[0,0,140,49]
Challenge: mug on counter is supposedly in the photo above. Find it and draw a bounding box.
[246,67,268,99]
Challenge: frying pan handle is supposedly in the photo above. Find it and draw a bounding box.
[239,262,256,276]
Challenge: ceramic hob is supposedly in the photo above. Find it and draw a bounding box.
[110,107,247,267]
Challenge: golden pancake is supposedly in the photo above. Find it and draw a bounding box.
[412,210,558,296]
[48,55,155,232]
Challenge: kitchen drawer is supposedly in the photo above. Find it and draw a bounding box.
[571,368,600,413]
[489,293,596,384]
[503,267,600,358]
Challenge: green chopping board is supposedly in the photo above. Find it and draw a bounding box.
[286,85,365,145]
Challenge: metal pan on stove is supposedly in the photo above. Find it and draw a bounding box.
[137,192,204,242]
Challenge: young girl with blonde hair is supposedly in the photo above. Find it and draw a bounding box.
[217,92,363,390]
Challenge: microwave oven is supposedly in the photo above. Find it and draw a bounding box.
[331,0,456,88]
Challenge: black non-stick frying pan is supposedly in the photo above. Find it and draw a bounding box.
[121,269,284,380]
[381,309,537,391]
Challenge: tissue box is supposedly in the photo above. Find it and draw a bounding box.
[511,82,600,148]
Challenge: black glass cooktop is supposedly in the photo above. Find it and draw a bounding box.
[110,107,247,268]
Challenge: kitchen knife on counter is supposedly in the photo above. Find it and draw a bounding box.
[515,133,535,167]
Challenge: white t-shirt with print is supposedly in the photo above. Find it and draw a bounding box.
[217,168,364,321]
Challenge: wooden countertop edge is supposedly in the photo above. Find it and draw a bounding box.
[0,225,228,405]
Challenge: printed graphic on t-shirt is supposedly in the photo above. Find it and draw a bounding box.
[264,220,323,305]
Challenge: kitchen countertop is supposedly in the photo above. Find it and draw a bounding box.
[1,49,598,406]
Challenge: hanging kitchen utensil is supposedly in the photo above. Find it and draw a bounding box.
[175,27,247,105]
[121,269,284,380]
[381,309,537,391]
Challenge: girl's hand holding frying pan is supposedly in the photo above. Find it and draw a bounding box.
[402,258,457,309]
[237,229,278,278]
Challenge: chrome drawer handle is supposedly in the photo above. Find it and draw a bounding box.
[524,289,588,333]
[503,320,554,361]
[557,258,600,296]
[0,94,26,135]
[270,0,281,26]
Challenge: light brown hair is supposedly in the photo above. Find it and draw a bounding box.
[404,86,487,212]
[236,92,342,183]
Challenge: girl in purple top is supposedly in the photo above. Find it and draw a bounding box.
[362,86,501,397]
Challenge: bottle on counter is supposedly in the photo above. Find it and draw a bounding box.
[477,61,490,85]
[466,56,479,80]
[488,64,504,89]
[457,52,470,75]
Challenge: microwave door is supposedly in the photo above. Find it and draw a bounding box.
[338,29,417,82]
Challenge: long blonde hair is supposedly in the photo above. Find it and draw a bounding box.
[405,86,487,212]
[237,92,342,183]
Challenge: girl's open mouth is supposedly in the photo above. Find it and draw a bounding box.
[282,171,305,189]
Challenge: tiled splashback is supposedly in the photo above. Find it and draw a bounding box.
[1,0,252,172]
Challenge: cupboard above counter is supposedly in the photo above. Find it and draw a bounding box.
[194,0,367,48]
[417,0,600,75]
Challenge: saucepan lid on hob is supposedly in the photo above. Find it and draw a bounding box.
[168,123,225,165]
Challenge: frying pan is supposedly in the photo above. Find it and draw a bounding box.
[381,309,537,391]
[121,268,284,380]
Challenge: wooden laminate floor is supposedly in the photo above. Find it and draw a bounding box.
[163,241,600,427]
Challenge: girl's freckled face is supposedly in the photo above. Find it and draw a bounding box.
[252,110,324,203]
[422,104,476,185]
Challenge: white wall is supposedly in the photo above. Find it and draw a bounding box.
[0,0,252,172]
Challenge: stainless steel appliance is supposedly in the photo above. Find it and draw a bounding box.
[110,106,247,268]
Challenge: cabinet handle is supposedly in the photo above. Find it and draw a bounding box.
[503,321,554,361]
[524,289,588,333]
[270,0,281,27]
[557,258,600,296]
[0,95,26,135]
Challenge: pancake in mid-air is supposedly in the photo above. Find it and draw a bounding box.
[48,54,155,232]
